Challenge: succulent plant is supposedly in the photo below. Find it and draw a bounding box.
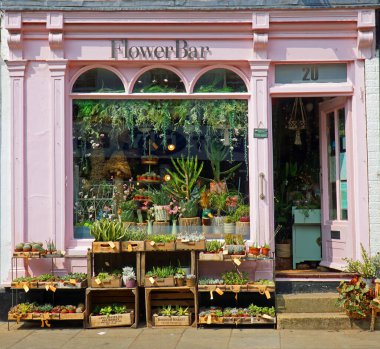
[23,244,32,252]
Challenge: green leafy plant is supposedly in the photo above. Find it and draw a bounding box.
[232,205,250,221]
[342,244,380,278]
[146,266,176,278]
[221,271,249,285]
[122,227,148,241]
[205,240,224,253]
[336,276,374,319]
[120,200,137,222]
[159,305,177,316]
[148,234,177,243]
[209,192,228,216]
[175,306,189,316]
[224,234,244,245]
[93,304,128,316]
[164,157,204,216]
[90,219,126,242]
[147,188,171,206]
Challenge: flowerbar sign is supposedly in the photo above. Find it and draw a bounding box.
[111,40,211,60]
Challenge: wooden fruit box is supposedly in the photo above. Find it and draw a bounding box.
[198,315,224,324]
[37,281,59,289]
[31,312,60,320]
[59,312,85,320]
[145,241,175,251]
[175,240,206,251]
[223,315,275,324]
[145,276,175,287]
[13,251,41,258]
[11,281,38,289]
[89,312,134,328]
[8,312,33,321]
[153,314,191,326]
[199,252,223,261]
[91,277,122,288]
[92,241,121,253]
[57,280,88,289]
[121,241,145,252]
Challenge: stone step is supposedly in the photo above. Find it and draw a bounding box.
[277,312,379,330]
[276,293,340,313]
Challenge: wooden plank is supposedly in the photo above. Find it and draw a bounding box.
[140,252,146,286]
[92,242,121,253]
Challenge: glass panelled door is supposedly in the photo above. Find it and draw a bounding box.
[319,97,351,269]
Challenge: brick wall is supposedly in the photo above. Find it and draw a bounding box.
[366,49,380,255]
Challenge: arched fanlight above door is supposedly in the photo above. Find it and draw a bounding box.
[72,68,125,93]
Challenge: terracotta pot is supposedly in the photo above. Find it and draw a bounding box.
[239,216,250,222]
[249,247,260,256]
[261,247,270,256]
[176,278,185,287]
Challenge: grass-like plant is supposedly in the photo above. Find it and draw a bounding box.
[90,219,126,242]
[146,266,176,278]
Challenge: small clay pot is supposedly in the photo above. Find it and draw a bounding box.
[249,247,260,256]
[176,278,185,287]
[261,247,270,256]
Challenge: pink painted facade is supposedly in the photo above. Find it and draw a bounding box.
[1,9,377,282]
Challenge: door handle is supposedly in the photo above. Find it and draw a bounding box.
[259,172,265,200]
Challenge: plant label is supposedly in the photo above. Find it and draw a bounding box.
[265,290,271,299]
[127,244,133,252]
[95,278,101,285]
[215,287,224,296]
[262,314,273,320]
[49,285,57,292]
[23,284,29,293]
[149,277,155,285]
[45,284,50,291]
[69,279,76,285]
[150,241,155,246]
[209,290,214,300]
[222,249,228,255]
[207,315,212,324]
[105,262,110,266]
[109,241,116,249]
[233,258,241,266]
[61,250,66,256]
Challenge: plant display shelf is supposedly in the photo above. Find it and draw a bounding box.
[8,311,85,329]
[86,249,142,286]
[140,250,197,286]
[145,286,198,328]
[197,284,275,294]
[85,287,139,329]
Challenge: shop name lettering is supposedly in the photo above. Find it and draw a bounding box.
[111,40,210,60]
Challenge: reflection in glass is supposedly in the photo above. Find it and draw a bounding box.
[132,69,185,93]
[72,68,125,93]
[338,108,348,220]
[327,112,337,220]
[194,69,247,93]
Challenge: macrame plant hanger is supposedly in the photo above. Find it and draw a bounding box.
[287,97,307,145]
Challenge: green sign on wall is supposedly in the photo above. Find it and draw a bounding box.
[254,128,268,139]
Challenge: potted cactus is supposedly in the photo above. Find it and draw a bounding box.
[122,267,137,288]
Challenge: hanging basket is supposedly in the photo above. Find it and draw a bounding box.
[287,97,307,145]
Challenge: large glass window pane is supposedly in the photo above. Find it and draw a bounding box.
[72,68,125,93]
[132,69,185,93]
[327,112,337,220]
[194,69,247,93]
[73,99,249,240]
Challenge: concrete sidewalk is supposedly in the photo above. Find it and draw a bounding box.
[1,322,380,349]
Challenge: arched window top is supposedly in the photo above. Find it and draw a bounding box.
[194,68,248,93]
[132,68,186,93]
[72,68,125,93]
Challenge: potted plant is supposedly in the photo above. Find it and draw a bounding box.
[248,243,260,256]
[147,188,171,222]
[336,276,374,319]
[223,215,237,234]
[199,240,224,261]
[119,200,137,224]
[145,265,176,287]
[145,234,176,251]
[209,191,228,234]
[122,267,137,288]
[90,219,125,253]
[91,270,122,288]
[224,233,245,257]
[186,274,196,287]
[261,243,271,257]
[175,271,185,287]
[121,227,147,252]
[58,272,87,288]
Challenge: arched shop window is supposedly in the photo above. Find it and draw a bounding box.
[72,68,125,93]
[194,68,247,93]
[132,68,186,93]
[73,87,249,240]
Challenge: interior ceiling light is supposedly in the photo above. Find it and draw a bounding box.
[164,174,171,182]
[168,144,176,151]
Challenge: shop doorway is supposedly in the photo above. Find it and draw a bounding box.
[272,97,324,271]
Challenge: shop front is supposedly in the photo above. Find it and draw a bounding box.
[0,7,377,283]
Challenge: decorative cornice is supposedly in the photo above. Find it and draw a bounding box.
[5,60,27,78]
[48,32,64,50]
[7,33,22,50]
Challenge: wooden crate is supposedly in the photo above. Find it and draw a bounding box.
[145,286,198,327]
[90,277,122,288]
[11,281,38,289]
[144,276,175,287]
[198,315,224,324]
[121,241,145,252]
[85,287,139,328]
[199,252,223,261]
[92,241,121,253]
[176,240,206,251]
[37,281,59,289]
[145,241,175,251]
[89,312,134,328]
[59,312,85,320]
[8,312,33,321]
[153,314,191,326]
[57,280,88,289]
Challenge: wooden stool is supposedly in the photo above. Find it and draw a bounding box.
[370,279,380,331]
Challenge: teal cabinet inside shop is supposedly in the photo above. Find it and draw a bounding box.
[292,208,321,269]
